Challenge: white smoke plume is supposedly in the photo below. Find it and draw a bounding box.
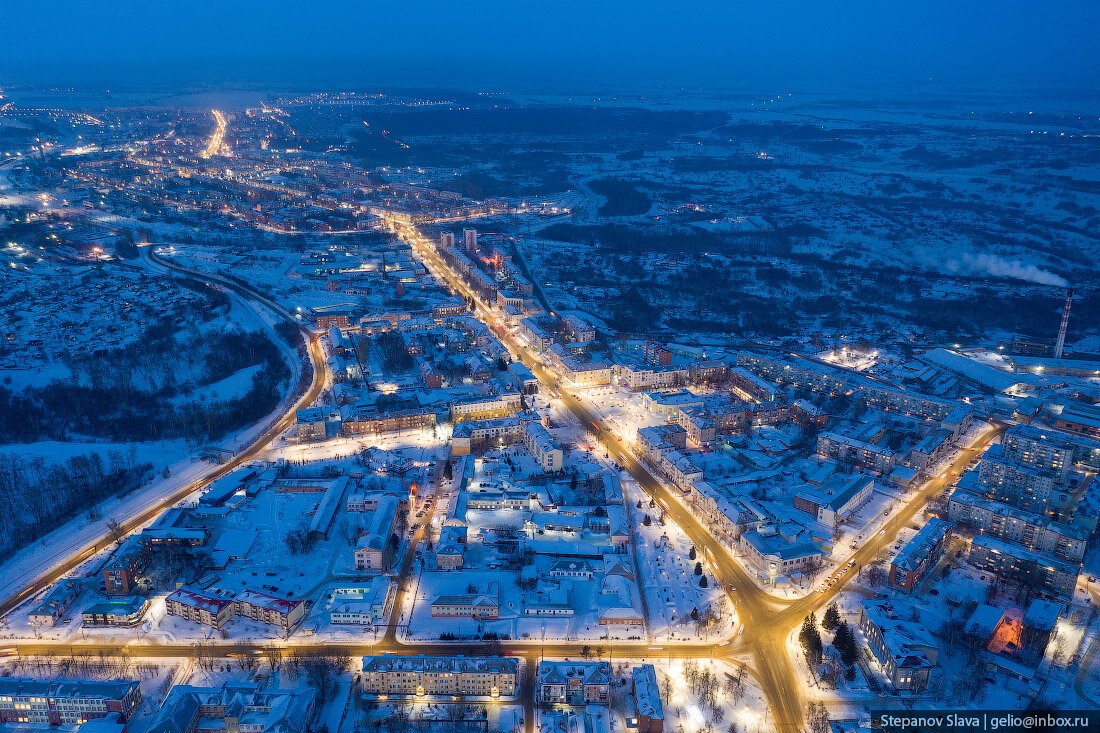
[944,253,1068,288]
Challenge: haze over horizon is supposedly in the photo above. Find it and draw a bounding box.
[2,1,1098,94]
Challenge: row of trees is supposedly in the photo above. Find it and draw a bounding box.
[0,451,152,562]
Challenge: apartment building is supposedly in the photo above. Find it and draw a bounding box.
[361,655,519,698]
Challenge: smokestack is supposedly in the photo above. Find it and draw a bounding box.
[1054,288,1074,359]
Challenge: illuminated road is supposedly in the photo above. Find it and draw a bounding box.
[199,109,231,159]
[0,251,327,620]
[0,212,1002,733]
[382,217,1004,732]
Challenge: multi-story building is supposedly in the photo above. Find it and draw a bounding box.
[728,366,781,403]
[858,600,938,692]
[793,474,874,528]
[354,495,401,573]
[977,447,1059,513]
[907,429,953,472]
[737,354,846,395]
[524,421,563,472]
[739,523,824,583]
[967,535,1078,599]
[233,590,305,630]
[449,392,523,423]
[146,683,314,733]
[1001,424,1100,478]
[295,407,327,441]
[165,587,235,628]
[889,518,954,592]
[615,363,689,391]
[361,655,519,698]
[560,358,613,387]
[562,314,596,342]
[28,580,80,628]
[0,679,141,726]
[82,598,149,627]
[329,579,394,626]
[948,489,1088,561]
[430,585,500,619]
[102,538,147,597]
[342,407,436,435]
[816,432,895,474]
[632,665,665,733]
[519,317,556,350]
[537,661,611,706]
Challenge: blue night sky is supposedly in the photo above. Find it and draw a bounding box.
[2,1,1097,89]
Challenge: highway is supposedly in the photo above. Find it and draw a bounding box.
[0,250,327,620]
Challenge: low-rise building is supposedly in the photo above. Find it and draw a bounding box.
[146,683,314,733]
[82,598,149,627]
[28,580,81,628]
[0,679,141,726]
[538,661,611,706]
[859,600,938,692]
[361,655,519,698]
[739,523,824,583]
[234,590,305,630]
[165,587,235,628]
[632,665,665,733]
[889,518,954,593]
[793,474,874,528]
[329,579,394,626]
[431,584,500,619]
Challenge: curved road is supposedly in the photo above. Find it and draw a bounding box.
[0,250,327,619]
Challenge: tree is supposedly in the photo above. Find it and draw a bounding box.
[643,514,652,526]
[864,563,886,588]
[105,518,126,546]
[694,561,703,576]
[822,602,841,631]
[806,701,831,733]
[799,614,823,667]
[699,575,708,588]
[833,621,858,668]
[443,460,453,482]
[689,546,697,560]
